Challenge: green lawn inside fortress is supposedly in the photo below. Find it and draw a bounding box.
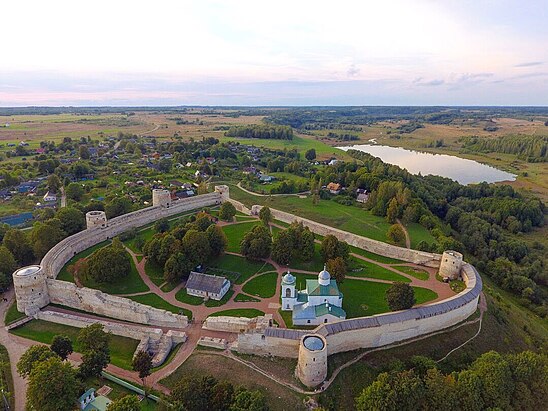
[291,272,437,319]
[10,319,138,370]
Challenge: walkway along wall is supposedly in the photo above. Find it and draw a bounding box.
[13,190,224,326]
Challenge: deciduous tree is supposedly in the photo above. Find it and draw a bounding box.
[26,357,80,411]
[50,335,73,361]
[385,282,415,311]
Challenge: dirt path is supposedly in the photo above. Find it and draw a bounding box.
[396,218,411,249]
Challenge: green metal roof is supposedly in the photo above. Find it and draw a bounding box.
[315,303,346,319]
[306,279,341,297]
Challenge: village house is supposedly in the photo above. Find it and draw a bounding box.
[356,188,369,203]
[327,182,342,194]
[42,191,57,203]
[186,272,230,301]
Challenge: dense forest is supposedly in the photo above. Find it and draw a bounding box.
[346,350,547,411]
[460,135,547,162]
[224,124,294,140]
[316,150,546,314]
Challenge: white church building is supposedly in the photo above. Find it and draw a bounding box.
[281,266,346,326]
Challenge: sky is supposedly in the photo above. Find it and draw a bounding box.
[1,0,547,106]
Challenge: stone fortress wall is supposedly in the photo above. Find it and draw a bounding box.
[13,188,225,328]
[231,199,482,387]
[12,185,482,387]
[239,203,440,267]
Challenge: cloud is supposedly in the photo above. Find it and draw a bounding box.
[347,64,360,77]
[514,61,543,67]
[413,78,445,86]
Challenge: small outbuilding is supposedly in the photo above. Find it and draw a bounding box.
[79,388,112,411]
[186,272,230,301]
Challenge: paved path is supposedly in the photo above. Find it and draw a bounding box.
[0,290,30,411]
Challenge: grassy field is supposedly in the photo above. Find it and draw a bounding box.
[241,272,278,298]
[229,184,434,247]
[208,254,275,284]
[406,222,436,248]
[291,272,437,318]
[175,288,205,306]
[4,301,26,325]
[144,260,165,287]
[205,290,235,307]
[221,221,260,253]
[347,260,411,282]
[218,133,348,160]
[127,293,192,319]
[80,251,149,294]
[160,351,304,411]
[10,319,138,370]
[208,308,265,318]
[393,265,430,280]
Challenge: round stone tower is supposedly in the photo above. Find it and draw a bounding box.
[296,334,328,388]
[152,189,172,208]
[439,250,463,280]
[12,265,50,315]
[86,210,107,229]
[214,185,230,203]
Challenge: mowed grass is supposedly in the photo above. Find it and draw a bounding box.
[291,273,437,318]
[208,254,275,284]
[349,246,405,264]
[80,251,149,294]
[127,293,193,320]
[57,240,111,282]
[393,265,430,281]
[221,221,261,253]
[348,260,411,282]
[4,301,26,325]
[340,279,438,318]
[209,308,265,318]
[242,272,278,298]
[175,288,205,306]
[144,259,165,286]
[10,320,138,370]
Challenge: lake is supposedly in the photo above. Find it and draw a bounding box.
[338,144,517,185]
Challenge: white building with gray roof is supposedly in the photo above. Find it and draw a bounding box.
[186,271,230,301]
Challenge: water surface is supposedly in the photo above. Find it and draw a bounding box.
[338,144,516,185]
